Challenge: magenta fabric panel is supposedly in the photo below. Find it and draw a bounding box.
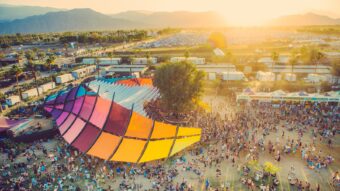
[64,101,75,112]
[56,112,69,126]
[72,96,85,115]
[79,95,96,120]
[59,114,76,135]
[51,109,62,119]
[71,123,100,152]
[89,97,112,129]
[63,118,86,144]
[44,107,53,112]
[55,104,64,110]
[66,87,78,101]
[104,102,131,136]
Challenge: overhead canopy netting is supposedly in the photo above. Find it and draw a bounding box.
[44,78,201,163]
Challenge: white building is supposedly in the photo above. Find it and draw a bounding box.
[170,57,205,65]
[258,56,290,68]
[132,57,157,65]
[285,73,297,82]
[306,74,328,83]
[22,88,43,100]
[256,71,275,81]
[213,48,225,56]
[56,74,74,84]
[324,52,340,60]
[196,64,236,73]
[82,58,122,65]
[222,71,245,81]
[208,73,216,80]
[72,65,96,79]
[39,82,56,93]
[6,95,21,106]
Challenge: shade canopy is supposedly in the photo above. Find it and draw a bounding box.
[44,78,201,163]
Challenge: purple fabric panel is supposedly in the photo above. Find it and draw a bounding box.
[79,95,96,120]
[66,87,78,101]
[56,93,68,104]
[71,123,100,152]
[63,118,86,144]
[72,96,84,115]
[59,114,76,135]
[51,109,62,119]
[104,102,130,136]
[64,101,75,112]
[56,112,69,126]
[45,100,55,105]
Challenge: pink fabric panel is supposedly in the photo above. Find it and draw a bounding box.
[59,114,76,135]
[89,97,111,129]
[79,95,96,120]
[44,107,53,112]
[56,112,69,126]
[72,96,84,115]
[63,118,86,144]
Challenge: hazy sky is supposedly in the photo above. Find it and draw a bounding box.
[1,0,340,25]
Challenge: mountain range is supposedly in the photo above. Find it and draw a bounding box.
[0,4,339,34]
[0,4,64,22]
[268,13,340,26]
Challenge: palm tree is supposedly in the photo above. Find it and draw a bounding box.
[45,55,56,81]
[289,52,299,74]
[271,51,279,73]
[107,52,113,64]
[25,59,40,96]
[10,65,23,97]
[96,57,100,78]
[309,49,324,73]
[184,50,190,59]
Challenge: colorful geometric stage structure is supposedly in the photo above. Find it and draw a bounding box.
[44,78,201,163]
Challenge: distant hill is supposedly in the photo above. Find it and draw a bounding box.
[268,13,340,26]
[0,4,65,21]
[0,8,142,34]
[111,11,226,28]
[0,9,226,34]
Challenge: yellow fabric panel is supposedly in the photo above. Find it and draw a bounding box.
[170,135,201,156]
[87,132,121,160]
[177,127,201,137]
[151,121,177,139]
[111,138,146,163]
[139,139,173,163]
[125,112,153,139]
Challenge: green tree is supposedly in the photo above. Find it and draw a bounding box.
[10,65,23,97]
[309,48,324,73]
[25,60,40,96]
[45,55,56,81]
[289,52,299,74]
[331,60,340,77]
[271,51,279,73]
[184,50,190,59]
[154,61,205,113]
[37,51,46,61]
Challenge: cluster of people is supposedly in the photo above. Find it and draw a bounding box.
[0,97,339,190]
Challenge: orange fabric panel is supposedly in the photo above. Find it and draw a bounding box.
[87,132,121,160]
[125,112,153,139]
[110,138,146,163]
[170,135,201,156]
[151,121,177,139]
[139,139,173,163]
[177,127,201,137]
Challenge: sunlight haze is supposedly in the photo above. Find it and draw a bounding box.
[1,0,340,26]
